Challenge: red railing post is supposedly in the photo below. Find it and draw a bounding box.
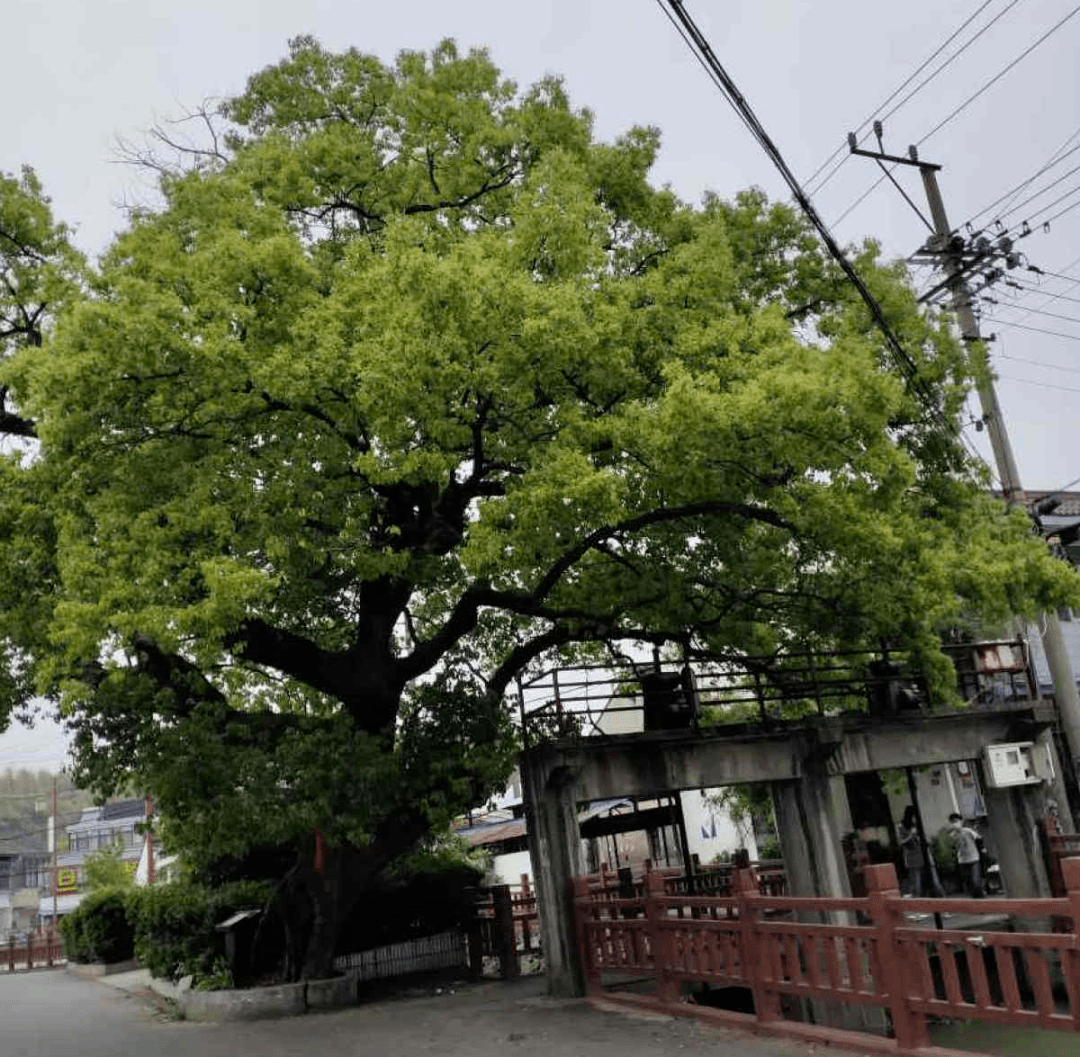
[865,862,927,1050]
[46,927,53,968]
[1060,857,1080,1027]
[7,933,14,973]
[27,929,34,970]
[733,866,779,1022]
[645,869,679,1004]
[572,875,601,995]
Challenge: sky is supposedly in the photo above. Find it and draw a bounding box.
[4,0,1080,768]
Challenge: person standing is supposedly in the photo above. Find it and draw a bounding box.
[897,806,925,898]
[948,812,984,897]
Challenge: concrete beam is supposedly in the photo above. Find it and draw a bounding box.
[523,704,1055,803]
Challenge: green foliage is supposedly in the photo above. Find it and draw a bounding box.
[82,843,136,891]
[930,827,957,872]
[127,879,272,984]
[2,36,1079,973]
[60,887,134,964]
[58,908,92,963]
[705,784,777,851]
[389,830,488,880]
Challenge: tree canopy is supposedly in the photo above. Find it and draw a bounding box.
[1,37,1076,976]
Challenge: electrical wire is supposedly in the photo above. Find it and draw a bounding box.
[660,4,925,386]
[967,132,1080,228]
[659,0,987,473]
[917,2,1080,147]
[804,0,1005,196]
[832,2,1080,230]
[988,302,1080,328]
[994,164,1080,226]
[982,316,1080,340]
[0,811,92,845]
[995,373,1080,395]
[1003,278,1080,306]
[996,350,1080,375]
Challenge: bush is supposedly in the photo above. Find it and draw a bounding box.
[58,908,92,964]
[128,879,272,985]
[60,887,135,964]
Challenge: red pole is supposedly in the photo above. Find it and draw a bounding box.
[1061,857,1080,1029]
[572,874,600,996]
[734,865,779,1022]
[865,862,927,1049]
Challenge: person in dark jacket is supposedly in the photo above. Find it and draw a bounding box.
[897,806,925,897]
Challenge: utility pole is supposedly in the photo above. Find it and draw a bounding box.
[51,777,58,930]
[850,130,1080,815]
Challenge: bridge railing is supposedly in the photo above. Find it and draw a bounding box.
[572,858,1080,1055]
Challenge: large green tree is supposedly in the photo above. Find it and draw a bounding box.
[1,39,1076,977]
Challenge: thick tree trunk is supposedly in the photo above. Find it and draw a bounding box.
[291,817,432,980]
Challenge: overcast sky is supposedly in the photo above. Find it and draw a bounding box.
[4,0,1080,768]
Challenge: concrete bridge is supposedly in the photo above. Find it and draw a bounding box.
[522,700,1071,995]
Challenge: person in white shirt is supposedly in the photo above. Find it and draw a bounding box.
[948,812,984,897]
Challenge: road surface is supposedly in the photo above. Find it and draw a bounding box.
[1,969,840,1057]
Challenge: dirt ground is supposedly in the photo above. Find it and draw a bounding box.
[300,976,869,1057]
[6,965,890,1057]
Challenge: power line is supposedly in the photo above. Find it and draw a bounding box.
[917,2,1080,147]
[996,373,1080,395]
[0,810,90,846]
[1029,192,1080,232]
[804,0,1006,196]
[996,350,1080,375]
[987,301,1080,328]
[983,316,1080,340]
[1004,278,1080,306]
[994,163,1080,226]
[833,2,1080,230]
[964,125,1080,228]
[660,3,932,395]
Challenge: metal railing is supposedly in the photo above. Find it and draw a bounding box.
[2,929,64,972]
[518,642,1032,745]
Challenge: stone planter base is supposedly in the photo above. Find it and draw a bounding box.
[67,958,139,978]
[174,975,359,1021]
[305,975,357,1010]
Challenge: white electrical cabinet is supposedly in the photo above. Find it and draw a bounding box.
[982,742,1044,788]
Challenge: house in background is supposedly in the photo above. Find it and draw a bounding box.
[45,798,149,923]
[0,838,50,936]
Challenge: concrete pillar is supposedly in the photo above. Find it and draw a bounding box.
[521,753,585,997]
[1037,728,1075,835]
[771,760,883,1033]
[771,764,851,899]
[982,783,1053,901]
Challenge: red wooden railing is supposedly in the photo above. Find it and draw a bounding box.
[583,859,786,903]
[573,858,1080,1056]
[467,878,541,978]
[3,930,64,972]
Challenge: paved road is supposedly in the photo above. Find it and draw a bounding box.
[1,970,833,1057]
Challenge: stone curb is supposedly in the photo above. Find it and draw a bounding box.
[145,973,359,1021]
[65,958,140,978]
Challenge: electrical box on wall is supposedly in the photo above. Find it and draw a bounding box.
[982,742,1043,788]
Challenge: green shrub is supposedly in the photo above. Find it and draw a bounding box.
[60,887,135,964]
[58,908,92,963]
[128,880,272,985]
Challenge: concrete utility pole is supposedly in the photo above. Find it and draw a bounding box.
[51,778,58,929]
[849,132,1080,808]
[918,167,1080,795]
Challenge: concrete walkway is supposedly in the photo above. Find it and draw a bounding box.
[2,968,842,1057]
